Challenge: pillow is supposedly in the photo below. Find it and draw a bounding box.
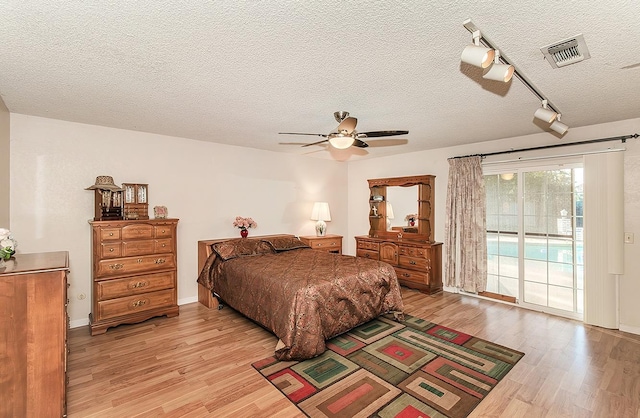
[263,236,310,252]
[211,239,275,261]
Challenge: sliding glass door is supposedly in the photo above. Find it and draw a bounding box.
[485,162,584,319]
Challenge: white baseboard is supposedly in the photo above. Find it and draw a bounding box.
[620,323,640,336]
[70,318,90,329]
[178,296,198,305]
[69,297,200,329]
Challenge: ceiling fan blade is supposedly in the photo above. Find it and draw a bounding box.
[358,130,409,138]
[365,138,409,147]
[302,138,330,147]
[336,117,357,134]
[279,132,328,137]
[353,139,369,148]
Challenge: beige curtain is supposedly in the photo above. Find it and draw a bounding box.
[444,156,487,292]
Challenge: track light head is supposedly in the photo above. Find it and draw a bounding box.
[549,115,569,135]
[482,50,514,82]
[534,100,558,123]
[461,30,495,68]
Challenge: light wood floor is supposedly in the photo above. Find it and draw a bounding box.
[67,288,640,417]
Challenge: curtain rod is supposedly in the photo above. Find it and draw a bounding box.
[449,133,639,160]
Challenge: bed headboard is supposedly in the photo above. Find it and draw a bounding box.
[197,234,297,275]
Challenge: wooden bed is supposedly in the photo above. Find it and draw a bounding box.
[196,234,404,360]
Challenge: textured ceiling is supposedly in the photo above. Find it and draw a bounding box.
[1,1,639,160]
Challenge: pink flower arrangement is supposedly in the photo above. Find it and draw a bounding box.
[404,214,417,222]
[233,216,257,230]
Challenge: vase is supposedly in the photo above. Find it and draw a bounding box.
[410,221,415,227]
[240,229,249,238]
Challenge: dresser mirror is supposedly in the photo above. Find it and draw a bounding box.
[386,185,418,230]
[367,175,435,242]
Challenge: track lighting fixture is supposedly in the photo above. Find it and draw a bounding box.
[549,114,569,135]
[534,100,557,123]
[482,50,514,82]
[461,30,495,68]
[462,19,570,136]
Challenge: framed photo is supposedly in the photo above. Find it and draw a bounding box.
[154,206,168,219]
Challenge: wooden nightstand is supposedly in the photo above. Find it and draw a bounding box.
[300,234,343,254]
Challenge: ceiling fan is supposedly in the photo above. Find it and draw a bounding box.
[279,111,409,149]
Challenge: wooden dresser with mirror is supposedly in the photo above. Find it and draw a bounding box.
[355,175,443,294]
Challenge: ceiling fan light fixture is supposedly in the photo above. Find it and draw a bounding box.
[461,30,495,68]
[328,133,355,149]
[534,100,557,123]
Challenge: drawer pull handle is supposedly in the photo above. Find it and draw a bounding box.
[109,263,124,270]
[137,259,143,263]
[162,243,166,247]
[132,300,147,308]
[109,248,114,252]
[161,230,165,233]
[155,258,166,264]
[131,281,147,288]
[410,260,417,265]
[403,273,411,277]
[109,232,114,236]
[317,243,323,246]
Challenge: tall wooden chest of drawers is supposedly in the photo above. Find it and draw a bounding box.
[355,236,443,294]
[0,251,69,417]
[89,219,179,335]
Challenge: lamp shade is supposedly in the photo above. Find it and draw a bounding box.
[311,202,331,221]
[461,44,495,68]
[386,202,394,220]
[311,202,331,236]
[328,134,355,149]
[385,201,394,230]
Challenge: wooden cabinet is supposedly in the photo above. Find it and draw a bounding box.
[356,236,443,294]
[122,183,149,220]
[0,251,69,417]
[299,234,343,254]
[89,219,179,335]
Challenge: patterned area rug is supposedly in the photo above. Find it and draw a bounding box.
[252,313,524,417]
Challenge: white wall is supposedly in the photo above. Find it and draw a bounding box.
[0,98,9,226]
[347,117,640,334]
[10,114,348,327]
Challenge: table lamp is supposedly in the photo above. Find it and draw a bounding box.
[311,202,331,236]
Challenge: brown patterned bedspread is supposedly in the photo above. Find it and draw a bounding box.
[198,244,404,360]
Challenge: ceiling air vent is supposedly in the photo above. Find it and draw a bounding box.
[541,34,591,69]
